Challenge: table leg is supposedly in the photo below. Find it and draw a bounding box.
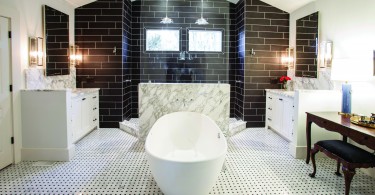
[306,119,312,164]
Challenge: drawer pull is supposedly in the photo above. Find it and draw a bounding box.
[279,98,283,101]
[93,96,97,99]
[268,97,272,99]
[82,98,86,101]
[93,107,97,110]
[93,119,97,122]
[268,108,272,110]
[267,118,272,121]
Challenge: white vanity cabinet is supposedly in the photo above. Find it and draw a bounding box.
[71,90,99,143]
[265,90,294,141]
[21,88,100,161]
[266,89,342,159]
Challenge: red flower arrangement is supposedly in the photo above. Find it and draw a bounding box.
[279,76,291,84]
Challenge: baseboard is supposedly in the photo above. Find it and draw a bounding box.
[288,143,305,159]
[21,145,75,161]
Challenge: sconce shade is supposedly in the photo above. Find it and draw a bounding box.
[29,37,43,66]
[318,41,333,68]
[281,48,294,68]
[69,45,82,66]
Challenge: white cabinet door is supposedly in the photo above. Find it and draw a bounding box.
[282,97,294,141]
[90,92,99,130]
[81,95,91,136]
[71,97,82,142]
[265,93,275,128]
[273,95,284,132]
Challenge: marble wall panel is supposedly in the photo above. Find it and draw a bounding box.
[139,83,230,140]
[25,67,76,90]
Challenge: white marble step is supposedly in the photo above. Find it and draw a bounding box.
[119,118,139,138]
[229,118,247,136]
[119,118,246,138]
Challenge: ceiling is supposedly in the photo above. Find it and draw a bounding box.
[258,0,315,13]
[64,0,96,8]
[65,0,315,13]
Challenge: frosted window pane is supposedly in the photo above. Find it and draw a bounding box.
[146,29,179,51]
[188,30,222,52]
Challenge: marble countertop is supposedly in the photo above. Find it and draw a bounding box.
[139,82,230,86]
[265,89,295,98]
[22,88,100,97]
[70,88,100,97]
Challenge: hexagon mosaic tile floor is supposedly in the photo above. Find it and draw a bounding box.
[1,128,375,194]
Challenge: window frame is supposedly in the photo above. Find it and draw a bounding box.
[186,28,224,54]
[144,27,182,53]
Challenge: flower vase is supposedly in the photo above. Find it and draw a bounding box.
[282,82,287,90]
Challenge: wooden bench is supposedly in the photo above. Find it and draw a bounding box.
[309,140,375,195]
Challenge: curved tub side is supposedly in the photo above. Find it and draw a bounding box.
[147,152,226,195]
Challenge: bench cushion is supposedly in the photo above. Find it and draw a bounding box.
[316,140,375,164]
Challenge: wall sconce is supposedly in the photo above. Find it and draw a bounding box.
[281,48,294,68]
[319,41,333,69]
[29,37,43,66]
[69,45,82,66]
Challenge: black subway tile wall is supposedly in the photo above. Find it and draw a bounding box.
[44,5,70,76]
[132,0,232,84]
[123,0,132,120]
[243,0,289,127]
[295,12,318,78]
[74,0,289,128]
[75,0,126,128]
[130,0,234,116]
[232,0,245,120]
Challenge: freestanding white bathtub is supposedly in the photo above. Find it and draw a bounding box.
[145,112,227,195]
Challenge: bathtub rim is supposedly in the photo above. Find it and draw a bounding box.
[145,111,228,163]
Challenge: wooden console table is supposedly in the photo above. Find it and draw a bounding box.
[305,112,375,164]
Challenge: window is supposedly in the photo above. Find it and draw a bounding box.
[188,29,223,52]
[145,29,180,51]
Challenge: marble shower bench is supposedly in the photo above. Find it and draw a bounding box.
[120,117,247,139]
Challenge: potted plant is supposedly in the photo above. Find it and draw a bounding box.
[279,76,291,90]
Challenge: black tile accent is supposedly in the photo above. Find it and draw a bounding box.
[295,12,318,78]
[233,0,289,127]
[75,0,132,128]
[44,5,70,76]
[76,0,289,128]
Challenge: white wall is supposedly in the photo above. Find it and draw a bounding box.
[290,0,375,177]
[0,0,75,163]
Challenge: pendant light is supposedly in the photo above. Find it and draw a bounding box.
[161,0,173,24]
[196,0,209,25]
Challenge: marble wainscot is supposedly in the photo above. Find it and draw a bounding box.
[25,67,76,90]
[138,83,230,140]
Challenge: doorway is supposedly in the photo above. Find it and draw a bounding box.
[0,16,13,170]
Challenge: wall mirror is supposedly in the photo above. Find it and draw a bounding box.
[295,11,319,78]
[43,5,70,76]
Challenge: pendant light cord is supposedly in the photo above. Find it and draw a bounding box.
[166,0,168,18]
[201,0,204,18]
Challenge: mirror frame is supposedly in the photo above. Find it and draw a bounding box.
[43,5,70,76]
[295,11,319,78]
